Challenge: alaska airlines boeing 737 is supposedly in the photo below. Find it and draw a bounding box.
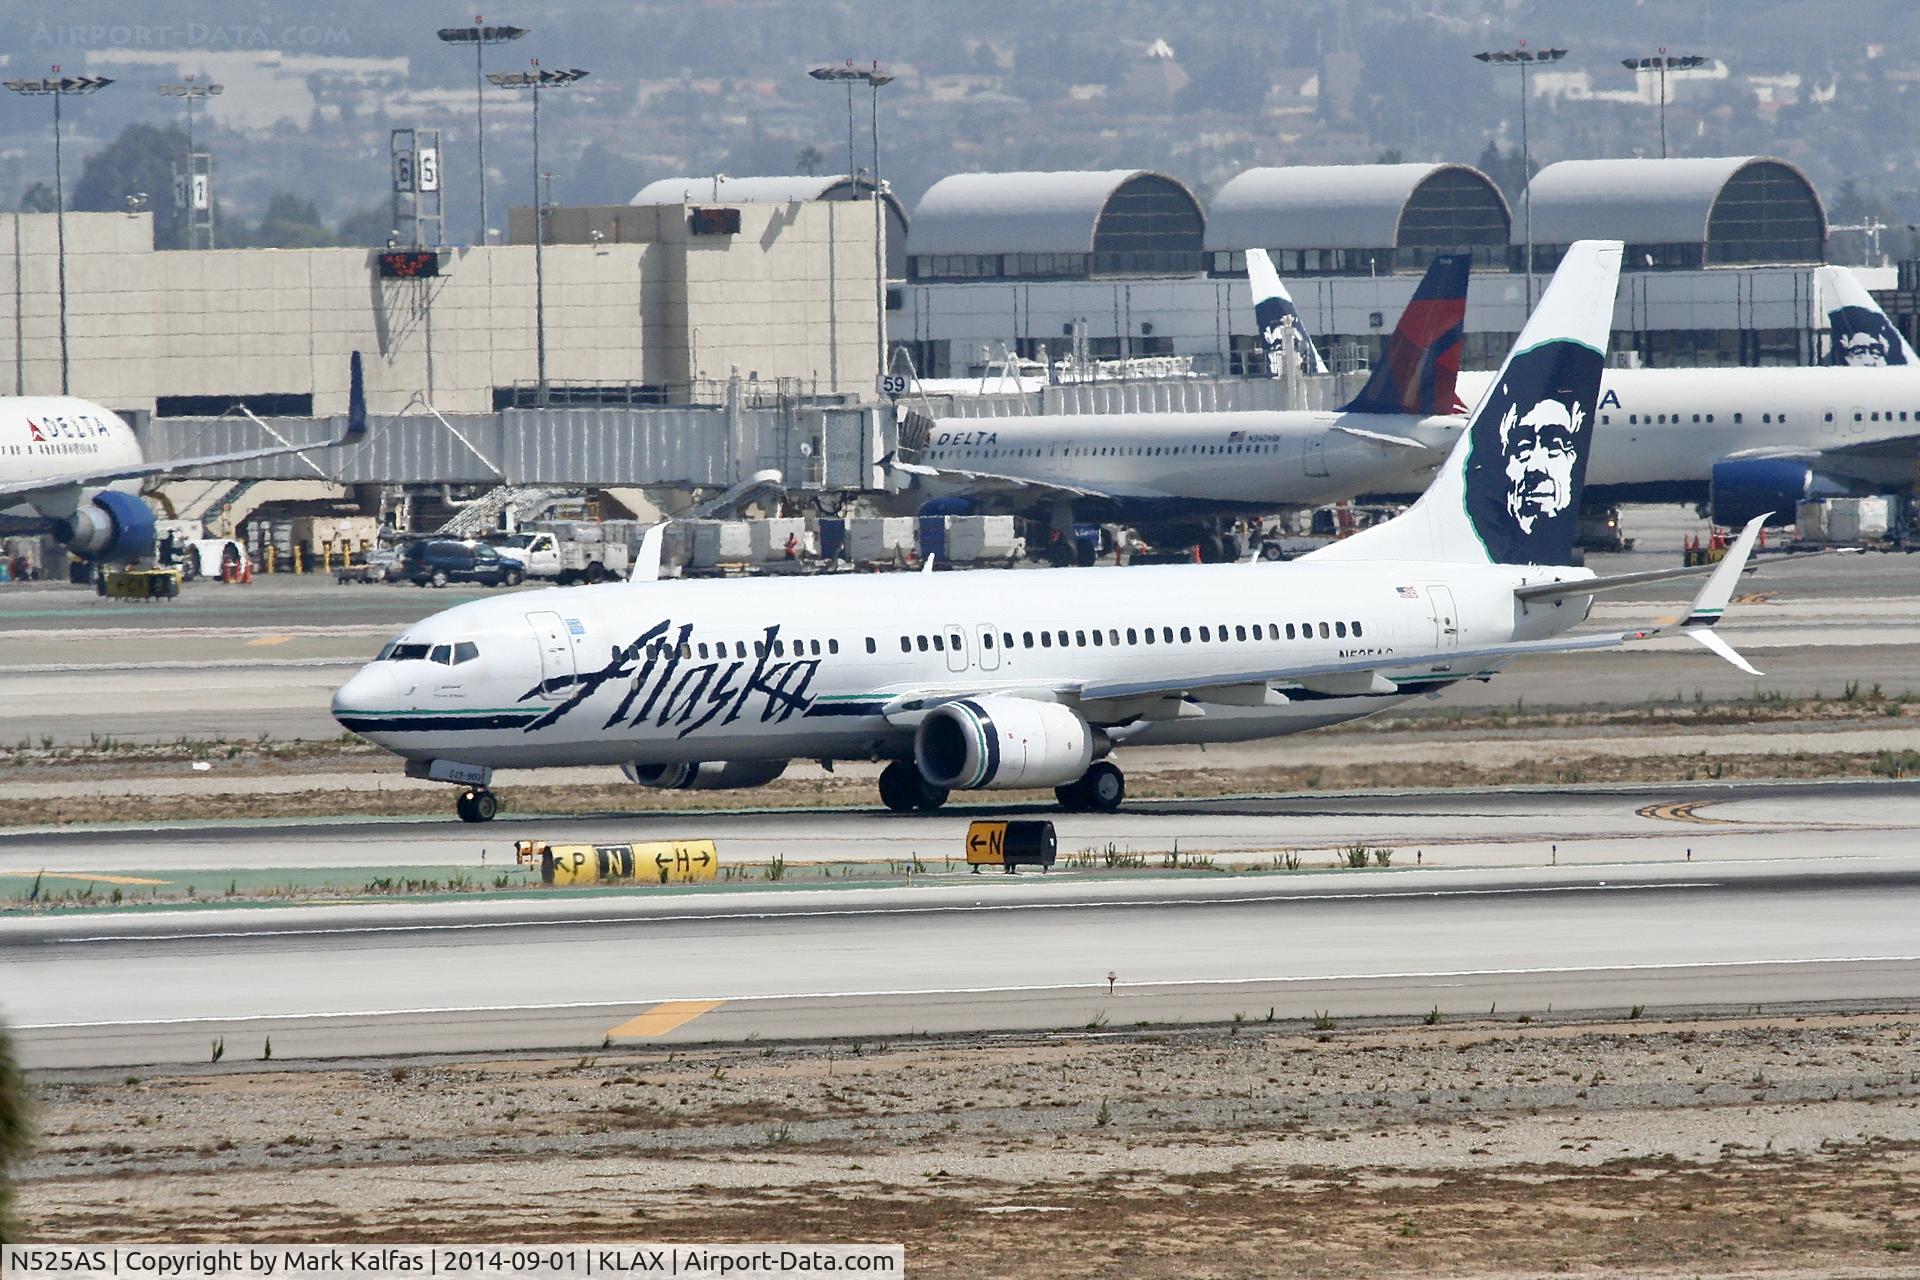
[0,354,369,568]
[332,241,1795,824]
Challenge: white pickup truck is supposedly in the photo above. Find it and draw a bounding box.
[491,530,630,585]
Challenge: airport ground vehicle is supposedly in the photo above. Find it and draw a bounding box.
[401,539,523,588]
[492,528,631,584]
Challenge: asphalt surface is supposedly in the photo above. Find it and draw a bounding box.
[6,851,1916,1069]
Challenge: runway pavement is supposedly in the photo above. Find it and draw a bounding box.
[3,782,1920,1074]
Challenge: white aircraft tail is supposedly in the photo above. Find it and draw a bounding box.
[1309,240,1624,568]
[1248,248,1327,376]
[1819,266,1918,366]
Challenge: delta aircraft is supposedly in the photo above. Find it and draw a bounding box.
[893,253,1472,560]
[332,240,1802,824]
[0,354,368,569]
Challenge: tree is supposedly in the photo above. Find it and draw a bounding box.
[335,203,397,249]
[250,192,334,249]
[795,144,827,177]
[0,1025,30,1244]
[70,122,190,248]
[18,183,57,213]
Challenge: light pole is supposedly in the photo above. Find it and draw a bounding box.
[438,20,527,245]
[1474,45,1566,313]
[157,77,223,248]
[488,64,586,407]
[1622,50,1707,159]
[6,70,113,395]
[810,62,894,382]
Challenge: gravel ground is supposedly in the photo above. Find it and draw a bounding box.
[14,1009,1920,1277]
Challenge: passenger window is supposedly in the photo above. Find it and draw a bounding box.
[1144,628,1156,645]
[1692,414,1700,423]
[829,639,840,655]
[1109,629,1120,645]
[1300,620,1312,636]
[866,638,876,654]
[1075,630,1087,646]
[1286,623,1296,639]
[1041,632,1053,648]
[900,637,911,653]
[1058,630,1069,647]
[1179,626,1192,643]
[983,633,996,650]
[1600,414,1610,424]
[1198,626,1211,642]
[916,636,929,652]
[1352,621,1363,638]
[932,635,944,651]
[697,642,709,659]
[679,643,693,659]
[1706,414,1714,423]
[1002,632,1014,648]
[1629,414,1638,424]
[1335,621,1347,638]
[1763,413,1772,423]
[1162,627,1174,643]
[1090,630,1103,647]
[1235,625,1247,641]
[773,640,785,657]
[1023,631,1035,647]
[429,644,452,665]
[1733,413,1743,424]
[1126,628,1138,645]
[453,641,478,664]
[1319,622,1331,639]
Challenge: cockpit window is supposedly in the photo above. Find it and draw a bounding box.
[429,644,452,665]
[387,643,431,661]
[453,641,479,664]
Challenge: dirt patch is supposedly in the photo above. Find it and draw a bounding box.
[16,1010,1920,1276]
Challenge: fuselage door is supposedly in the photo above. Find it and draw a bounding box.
[526,610,577,699]
[975,623,1001,671]
[943,623,968,673]
[1426,585,1460,649]
[1304,433,1330,477]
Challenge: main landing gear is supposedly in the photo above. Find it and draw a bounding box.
[1056,761,1125,814]
[877,760,949,814]
[455,786,499,823]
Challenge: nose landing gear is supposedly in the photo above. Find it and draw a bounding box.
[455,786,500,823]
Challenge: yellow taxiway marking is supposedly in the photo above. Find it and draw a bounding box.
[246,635,292,647]
[0,870,171,886]
[1637,800,1733,826]
[607,999,726,1039]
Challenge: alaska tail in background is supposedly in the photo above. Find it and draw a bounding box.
[1339,253,1471,417]
[1309,240,1623,568]
[1247,248,1328,377]
[1819,266,1917,366]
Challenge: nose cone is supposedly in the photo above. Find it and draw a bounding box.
[331,663,399,734]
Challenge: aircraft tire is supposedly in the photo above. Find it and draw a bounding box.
[1083,762,1125,813]
[913,780,950,812]
[457,789,498,823]
[878,760,921,814]
[1054,778,1089,812]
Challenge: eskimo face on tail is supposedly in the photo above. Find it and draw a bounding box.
[1463,340,1607,564]
[1828,307,1905,366]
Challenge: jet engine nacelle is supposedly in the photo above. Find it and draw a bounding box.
[914,696,1093,790]
[1709,458,1860,528]
[622,759,789,790]
[54,489,157,562]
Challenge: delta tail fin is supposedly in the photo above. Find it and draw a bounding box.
[1308,240,1623,568]
[1819,266,1917,366]
[1248,248,1327,376]
[1339,253,1471,416]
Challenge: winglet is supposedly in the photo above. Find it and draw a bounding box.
[1678,512,1768,674]
[629,520,669,584]
[342,351,368,445]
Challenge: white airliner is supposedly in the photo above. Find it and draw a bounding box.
[905,258,1920,537]
[332,241,1792,824]
[0,354,368,568]
[896,252,1472,558]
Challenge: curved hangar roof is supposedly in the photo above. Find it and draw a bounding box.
[1524,156,1825,264]
[1204,163,1511,251]
[632,174,910,274]
[908,169,1203,258]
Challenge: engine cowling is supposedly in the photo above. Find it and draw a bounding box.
[1709,459,1860,528]
[54,490,156,561]
[622,759,789,791]
[914,697,1093,790]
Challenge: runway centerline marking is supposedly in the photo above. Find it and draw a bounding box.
[14,954,1920,1032]
[245,635,292,647]
[608,999,726,1039]
[0,870,170,886]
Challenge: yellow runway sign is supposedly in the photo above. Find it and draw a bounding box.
[965,821,1009,865]
[541,840,719,885]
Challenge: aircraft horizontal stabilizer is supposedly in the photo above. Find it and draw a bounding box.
[1332,425,1431,450]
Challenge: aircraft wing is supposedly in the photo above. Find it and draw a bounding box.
[882,517,1778,725]
[1332,424,1436,450]
[0,351,371,506]
[888,457,1117,501]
